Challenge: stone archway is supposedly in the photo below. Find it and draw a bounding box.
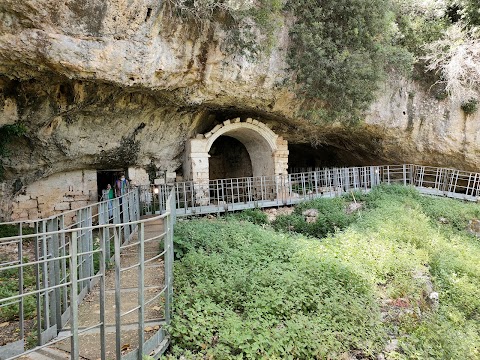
[185,118,288,184]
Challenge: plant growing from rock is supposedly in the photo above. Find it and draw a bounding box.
[423,24,480,102]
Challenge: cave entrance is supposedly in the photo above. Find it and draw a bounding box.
[287,140,385,173]
[209,136,253,180]
[186,118,289,183]
[96,169,126,200]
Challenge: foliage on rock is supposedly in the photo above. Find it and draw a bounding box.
[424,24,480,102]
[461,98,478,114]
[166,0,284,57]
[286,0,413,123]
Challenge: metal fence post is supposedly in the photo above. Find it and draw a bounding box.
[18,223,24,341]
[114,226,122,360]
[99,227,107,360]
[70,231,79,359]
[138,222,145,356]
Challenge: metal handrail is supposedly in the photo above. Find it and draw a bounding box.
[149,164,478,216]
[0,188,176,360]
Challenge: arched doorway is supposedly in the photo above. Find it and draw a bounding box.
[185,118,288,183]
[209,136,253,179]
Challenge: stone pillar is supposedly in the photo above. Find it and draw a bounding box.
[274,136,289,175]
[187,138,211,205]
[273,136,289,202]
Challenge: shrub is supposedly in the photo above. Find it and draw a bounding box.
[461,98,478,115]
[272,197,356,238]
[231,208,268,225]
[417,195,480,232]
[170,190,480,358]
[287,0,412,123]
[0,225,35,238]
[170,220,384,358]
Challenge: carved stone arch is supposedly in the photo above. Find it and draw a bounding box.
[185,118,288,183]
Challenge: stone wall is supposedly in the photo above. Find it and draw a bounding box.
[10,170,97,221]
[128,167,150,186]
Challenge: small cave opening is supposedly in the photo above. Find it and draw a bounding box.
[96,169,126,200]
[209,136,253,180]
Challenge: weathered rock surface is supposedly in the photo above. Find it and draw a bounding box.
[0,0,479,220]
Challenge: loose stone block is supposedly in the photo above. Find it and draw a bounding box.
[246,118,253,123]
[16,194,31,203]
[233,117,241,123]
[27,208,41,219]
[211,124,223,134]
[223,120,231,126]
[72,201,88,209]
[252,119,259,125]
[166,172,176,179]
[204,132,213,139]
[73,195,90,201]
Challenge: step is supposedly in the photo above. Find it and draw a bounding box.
[22,347,70,360]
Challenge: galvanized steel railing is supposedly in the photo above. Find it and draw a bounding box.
[0,188,175,360]
[146,164,479,216]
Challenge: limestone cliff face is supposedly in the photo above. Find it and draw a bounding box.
[0,0,479,219]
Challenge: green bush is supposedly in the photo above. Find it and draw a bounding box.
[170,220,384,359]
[287,0,412,123]
[417,195,480,232]
[231,208,268,225]
[272,197,356,238]
[0,261,37,321]
[461,98,478,115]
[0,224,35,238]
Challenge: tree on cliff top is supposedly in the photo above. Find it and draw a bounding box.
[287,0,412,123]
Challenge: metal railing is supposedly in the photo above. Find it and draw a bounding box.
[147,164,479,216]
[0,188,175,360]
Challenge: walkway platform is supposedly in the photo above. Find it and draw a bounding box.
[18,217,169,360]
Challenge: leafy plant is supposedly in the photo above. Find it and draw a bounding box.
[0,224,35,238]
[272,196,357,238]
[166,0,284,57]
[169,220,385,358]
[0,259,37,322]
[286,0,412,123]
[461,98,478,114]
[230,208,268,225]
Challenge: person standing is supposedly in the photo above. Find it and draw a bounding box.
[106,183,114,219]
[115,173,129,197]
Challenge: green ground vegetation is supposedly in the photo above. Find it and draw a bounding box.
[166,185,480,359]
